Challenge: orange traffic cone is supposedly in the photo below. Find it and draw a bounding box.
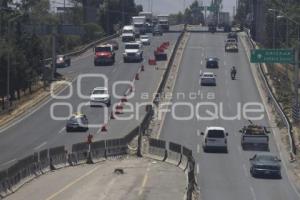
[141,65,145,71]
[135,73,139,80]
[101,124,108,132]
[110,112,115,119]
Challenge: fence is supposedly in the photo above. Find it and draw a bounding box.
[244,28,297,155]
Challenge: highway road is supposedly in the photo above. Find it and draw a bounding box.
[0,29,181,169]
[160,30,300,200]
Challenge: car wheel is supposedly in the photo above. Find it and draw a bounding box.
[94,61,98,66]
[123,58,127,63]
[107,100,111,107]
[66,127,71,132]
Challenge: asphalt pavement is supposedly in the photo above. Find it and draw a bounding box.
[0,27,181,169]
[160,28,300,200]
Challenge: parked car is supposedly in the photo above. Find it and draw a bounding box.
[94,44,115,66]
[66,113,88,132]
[200,72,216,86]
[201,126,228,153]
[56,55,71,67]
[90,87,111,107]
[206,57,219,68]
[250,153,282,178]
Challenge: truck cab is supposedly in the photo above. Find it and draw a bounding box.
[123,42,143,63]
[94,44,115,66]
[121,25,135,42]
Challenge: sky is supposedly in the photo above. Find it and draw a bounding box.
[135,0,237,15]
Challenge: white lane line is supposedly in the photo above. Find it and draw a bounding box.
[197,144,200,153]
[0,159,16,167]
[199,70,202,75]
[237,146,242,154]
[250,186,257,200]
[224,61,226,66]
[243,164,248,177]
[34,142,47,150]
[58,127,66,135]
[200,60,203,65]
[197,129,200,136]
[196,163,199,174]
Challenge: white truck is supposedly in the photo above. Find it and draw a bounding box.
[157,15,169,31]
[123,42,143,63]
[121,25,135,42]
[132,16,147,36]
[139,12,153,32]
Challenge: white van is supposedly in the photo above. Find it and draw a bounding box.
[201,126,228,153]
[121,25,135,42]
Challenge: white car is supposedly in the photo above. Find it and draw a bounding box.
[123,42,143,62]
[200,72,216,86]
[201,127,228,153]
[140,35,150,45]
[90,87,111,107]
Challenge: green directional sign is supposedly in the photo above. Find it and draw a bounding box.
[251,49,294,63]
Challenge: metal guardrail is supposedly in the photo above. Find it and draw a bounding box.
[244,28,297,155]
[44,32,120,64]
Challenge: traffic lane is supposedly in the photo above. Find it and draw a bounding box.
[160,33,254,200]
[0,33,179,167]
[159,32,299,200]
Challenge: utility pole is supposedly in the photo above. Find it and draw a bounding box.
[51,28,57,81]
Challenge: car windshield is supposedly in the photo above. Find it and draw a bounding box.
[92,89,107,94]
[123,29,133,33]
[95,47,111,52]
[125,44,139,49]
[207,130,225,138]
[203,74,214,78]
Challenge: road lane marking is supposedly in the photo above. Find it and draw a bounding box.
[237,146,242,154]
[196,163,199,174]
[199,70,202,75]
[243,164,248,177]
[0,159,16,167]
[250,186,257,200]
[34,142,47,150]
[45,164,102,200]
[138,164,150,196]
[197,144,200,153]
[200,60,203,65]
[197,129,200,136]
[98,178,117,200]
[58,127,66,135]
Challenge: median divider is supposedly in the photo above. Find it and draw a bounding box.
[147,138,167,161]
[166,142,182,166]
[90,140,106,162]
[71,142,89,164]
[105,139,128,158]
[180,146,192,171]
[39,149,49,173]
[49,146,67,169]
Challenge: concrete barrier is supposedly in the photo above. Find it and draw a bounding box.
[71,142,89,164]
[166,142,182,166]
[105,139,128,158]
[147,138,167,161]
[180,146,192,171]
[49,146,67,169]
[91,140,106,162]
[38,149,49,173]
[0,170,9,197]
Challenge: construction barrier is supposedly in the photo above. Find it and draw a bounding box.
[166,142,182,166]
[38,149,49,173]
[180,146,192,171]
[0,170,8,197]
[148,138,167,161]
[105,139,128,157]
[91,140,106,162]
[71,142,89,164]
[49,146,67,169]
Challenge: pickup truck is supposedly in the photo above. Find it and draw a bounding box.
[123,42,143,63]
[240,124,270,151]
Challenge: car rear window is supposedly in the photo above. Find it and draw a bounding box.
[93,89,107,94]
[207,130,225,138]
[95,47,111,52]
[125,44,139,49]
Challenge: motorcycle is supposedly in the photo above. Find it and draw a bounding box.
[231,70,236,80]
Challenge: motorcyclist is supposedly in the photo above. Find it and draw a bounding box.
[231,66,237,79]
